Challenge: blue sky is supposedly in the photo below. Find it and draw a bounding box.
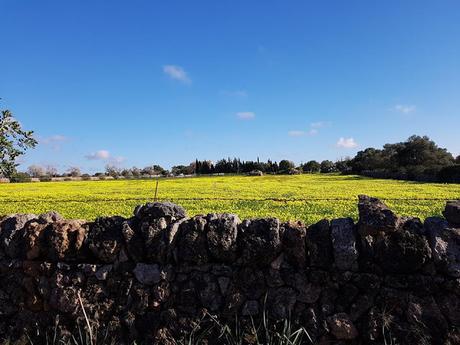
[1,0,459,173]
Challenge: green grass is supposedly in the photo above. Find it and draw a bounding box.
[0,174,459,224]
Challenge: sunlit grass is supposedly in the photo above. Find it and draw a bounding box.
[0,174,459,224]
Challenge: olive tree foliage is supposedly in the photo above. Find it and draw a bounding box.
[302,160,321,173]
[279,160,295,172]
[0,109,37,177]
[320,160,336,173]
[349,135,455,181]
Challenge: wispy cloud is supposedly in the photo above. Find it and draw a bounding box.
[288,121,329,137]
[110,156,126,164]
[310,122,325,128]
[220,90,248,98]
[288,129,319,137]
[394,104,416,114]
[85,150,125,165]
[163,65,191,84]
[288,130,305,137]
[85,150,111,160]
[236,111,255,120]
[336,137,358,149]
[40,135,68,150]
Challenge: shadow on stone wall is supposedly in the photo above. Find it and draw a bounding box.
[0,196,459,344]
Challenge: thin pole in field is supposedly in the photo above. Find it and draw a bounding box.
[154,179,159,202]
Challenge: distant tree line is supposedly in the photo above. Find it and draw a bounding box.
[2,109,459,184]
[8,135,460,183]
[186,158,354,175]
[349,135,460,182]
[191,158,284,175]
[2,103,459,183]
[180,136,460,183]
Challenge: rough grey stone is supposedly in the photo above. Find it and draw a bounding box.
[373,228,431,273]
[327,313,358,340]
[38,211,63,224]
[206,213,240,263]
[281,221,307,268]
[239,218,281,266]
[357,195,400,236]
[218,277,231,296]
[0,213,36,258]
[133,263,161,285]
[95,265,113,281]
[134,202,186,221]
[443,201,460,226]
[306,219,332,269]
[175,216,209,265]
[242,300,259,316]
[331,218,358,271]
[425,217,460,277]
[87,216,125,263]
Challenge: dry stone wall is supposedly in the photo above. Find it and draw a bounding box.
[1,196,460,344]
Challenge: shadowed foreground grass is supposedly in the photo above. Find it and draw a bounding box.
[1,313,315,345]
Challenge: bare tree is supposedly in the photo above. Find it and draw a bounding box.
[105,164,121,177]
[45,165,58,177]
[131,167,141,177]
[121,169,133,177]
[27,165,45,178]
[68,166,81,177]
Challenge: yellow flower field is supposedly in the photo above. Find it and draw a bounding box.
[1,174,459,224]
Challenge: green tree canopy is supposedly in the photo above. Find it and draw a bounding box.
[0,109,37,177]
[349,135,455,181]
[302,160,321,173]
[320,160,336,173]
[279,160,295,171]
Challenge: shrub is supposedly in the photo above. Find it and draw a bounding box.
[279,160,295,172]
[438,165,460,183]
[302,160,320,173]
[9,172,31,183]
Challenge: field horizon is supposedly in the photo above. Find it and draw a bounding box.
[1,173,459,224]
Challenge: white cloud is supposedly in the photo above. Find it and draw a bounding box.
[85,150,126,166]
[287,121,326,137]
[336,137,358,149]
[40,135,68,150]
[41,135,67,144]
[288,130,305,137]
[236,111,255,120]
[288,129,319,137]
[85,150,111,160]
[394,104,416,114]
[306,121,331,136]
[310,122,325,128]
[163,65,191,84]
[110,156,126,164]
